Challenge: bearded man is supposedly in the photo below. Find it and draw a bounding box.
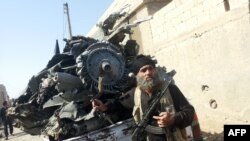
[92,54,197,141]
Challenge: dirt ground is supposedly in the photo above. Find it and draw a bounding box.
[202,131,224,141]
[0,127,44,141]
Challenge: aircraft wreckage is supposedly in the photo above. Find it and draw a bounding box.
[8,4,189,141]
[7,4,146,140]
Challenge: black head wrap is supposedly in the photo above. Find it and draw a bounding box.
[132,54,156,75]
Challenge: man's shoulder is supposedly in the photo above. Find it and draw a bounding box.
[168,84,177,89]
[127,87,137,93]
[167,84,180,95]
[120,87,136,100]
[160,82,177,90]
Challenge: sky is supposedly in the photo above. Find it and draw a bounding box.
[0,0,113,98]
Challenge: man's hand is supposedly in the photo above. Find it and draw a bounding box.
[91,99,108,112]
[152,112,175,128]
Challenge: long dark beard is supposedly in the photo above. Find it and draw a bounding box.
[136,73,160,90]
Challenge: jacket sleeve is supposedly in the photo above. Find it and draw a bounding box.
[169,84,195,129]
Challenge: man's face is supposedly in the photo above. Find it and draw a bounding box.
[136,65,158,90]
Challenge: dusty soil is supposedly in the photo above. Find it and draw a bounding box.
[202,131,224,141]
[0,127,44,141]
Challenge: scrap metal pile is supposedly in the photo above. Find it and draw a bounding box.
[8,8,147,140]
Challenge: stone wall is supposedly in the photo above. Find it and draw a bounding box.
[88,0,250,133]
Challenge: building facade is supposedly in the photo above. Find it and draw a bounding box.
[0,84,9,108]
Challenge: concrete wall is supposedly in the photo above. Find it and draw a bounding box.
[88,0,250,133]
